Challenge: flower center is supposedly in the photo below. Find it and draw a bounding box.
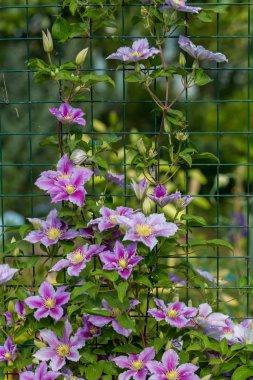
[64,114,73,120]
[118,258,128,269]
[113,308,121,317]
[132,360,143,370]
[166,370,179,380]
[71,250,84,264]
[136,224,153,237]
[66,185,76,194]
[90,327,97,335]
[4,353,11,359]
[129,51,143,57]
[44,297,55,309]
[109,215,117,224]
[167,309,177,319]
[46,227,62,240]
[173,0,184,4]
[56,343,70,357]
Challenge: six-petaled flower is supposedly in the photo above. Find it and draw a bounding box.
[106,39,159,62]
[49,103,86,126]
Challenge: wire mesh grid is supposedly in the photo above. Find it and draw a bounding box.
[0,2,252,375]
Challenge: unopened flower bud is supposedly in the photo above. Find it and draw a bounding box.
[8,301,15,313]
[201,375,212,380]
[42,29,53,53]
[34,339,47,349]
[136,138,147,156]
[159,331,164,339]
[165,340,172,350]
[192,59,199,69]
[179,52,186,67]
[175,132,189,141]
[142,198,152,215]
[76,48,89,66]
[70,149,87,165]
[188,299,193,307]
[191,357,199,365]
[173,294,179,302]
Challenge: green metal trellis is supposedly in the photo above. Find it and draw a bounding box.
[0,0,252,336]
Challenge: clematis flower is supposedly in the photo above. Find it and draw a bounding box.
[105,171,125,187]
[178,35,228,63]
[24,209,78,247]
[19,362,61,380]
[49,103,86,126]
[163,0,202,14]
[0,336,16,362]
[106,39,159,62]
[131,178,148,200]
[195,268,215,283]
[169,274,186,285]
[116,212,178,250]
[50,244,105,277]
[88,206,133,232]
[99,241,142,280]
[77,315,101,340]
[4,311,13,326]
[205,318,234,342]
[34,319,85,371]
[0,264,18,285]
[25,281,70,321]
[147,184,179,208]
[15,300,26,320]
[148,298,197,328]
[196,303,229,330]
[88,299,140,337]
[112,346,155,380]
[146,349,200,380]
[35,154,93,207]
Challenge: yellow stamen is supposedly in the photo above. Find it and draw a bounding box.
[166,370,179,380]
[56,343,70,357]
[65,185,76,194]
[129,52,143,57]
[132,360,143,370]
[71,250,84,264]
[109,215,117,224]
[46,228,62,240]
[136,224,153,237]
[167,309,177,319]
[64,115,73,120]
[4,353,11,359]
[173,0,184,4]
[113,308,121,317]
[44,297,55,309]
[118,258,128,269]
[90,327,97,335]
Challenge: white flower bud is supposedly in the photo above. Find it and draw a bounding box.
[70,149,87,165]
[75,48,89,66]
[42,29,53,53]
[136,138,146,156]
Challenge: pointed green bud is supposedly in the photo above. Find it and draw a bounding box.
[179,52,186,67]
[136,138,146,156]
[201,376,212,380]
[42,29,53,53]
[76,48,89,66]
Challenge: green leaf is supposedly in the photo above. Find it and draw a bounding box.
[94,156,109,169]
[197,11,213,23]
[116,313,135,331]
[194,68,213,86]
[193,152,220,163]
[182,214,207,226]
[19,224,31,238]
[125,74,143,83]
[220,337,228,355]
[190,238,234,251]
[82,309,111,317]
[116,282,128,303]
[112,344,140,354]
[231,366,253,380]
[85,363,103,380]
[134,274,152,288]
[81,74,115,87]
[92,269,119,282]
[52,16,70,42]
[70,282,98,300]
[179,152,192,167]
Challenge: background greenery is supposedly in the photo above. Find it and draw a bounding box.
[0,0,253,317]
